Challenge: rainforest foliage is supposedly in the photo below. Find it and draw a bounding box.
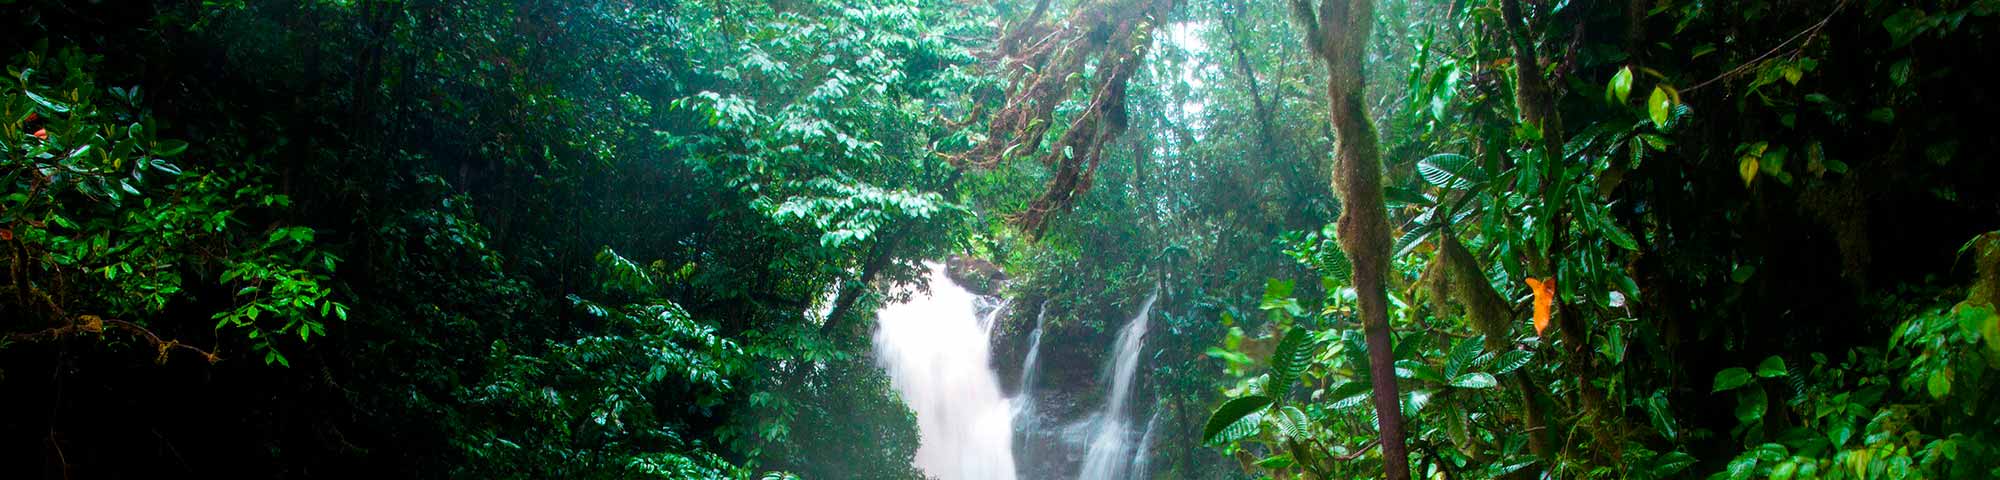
[2,0,1997,479]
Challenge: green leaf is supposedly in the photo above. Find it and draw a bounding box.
[1771,461,1799,480]
[1395,359,1447,383]
[1647,389,1679,441]
[1444,337,1484,378]
[1203,395,1272,445]
[1866,107,1895,124]
[1591,206,1639,251]
[1450,372,1498,389]
[1738,157,1760,188]
[24,90,70,113]
[1268,327,1314,401]
[1491,350,1533,375]
[1882,8,1926,47]
[1735,386,1768,423]
[1713,367,1754,392]
[1417,153,1485,190]
[1756,356,1788,377]
[1259,279,1302,316]
[1651,451,1697,477]
[1724,455,1757,480]
[1648,87,1672,129]
[148,158,183,175]
[1926,369,1951,399]
[153,139,190,157]
[1255,454,1296,469]
[1608,66,1634,104]
[1268,405,1310,439]
[1383,187,1434,207]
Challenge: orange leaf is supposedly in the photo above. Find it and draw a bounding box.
[1526,277,1555,335]
[33,128,48,140]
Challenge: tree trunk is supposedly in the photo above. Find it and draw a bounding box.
[819,228,903,338]
[1291,1,1411,478]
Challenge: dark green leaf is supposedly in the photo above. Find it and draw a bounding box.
[1418,153,1485,190]
[1491,350,1533,375]
[1202,395,1272,445]
[1713,367,1753,392]
[1268,326,1314,401]
[154,139,190,157]
[1735,386,1768,423]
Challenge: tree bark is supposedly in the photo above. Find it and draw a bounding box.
[1437,232,1555,465]
[1291,1,1411,479]
[819,228,903,337]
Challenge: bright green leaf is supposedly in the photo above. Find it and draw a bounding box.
[1713,367,1754,392]
[1648,86,1672,129]
[1756,356,1788,377]
[1609,66,1634,104]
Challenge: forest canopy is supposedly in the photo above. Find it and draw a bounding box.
[2,0,1997,479]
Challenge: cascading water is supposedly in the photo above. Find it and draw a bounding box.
[1014,301,1049,434]
[1011,301,1048,474]
[874,263,1018,480]
[1128,410,1162,479]
[1018,301,1048,399]
[1077,289,1159,480]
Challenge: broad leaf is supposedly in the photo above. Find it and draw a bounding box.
[1444,336,1484,378]
[1756,356,1788,378]
[1648,86,1672,129]
[1491,350,1533,375]
[1608,66,1634,104]
[1267,327,1314,401]
[1255,454,1295,469]
[1735,386,1768,424]
[1418,153,1485,190]
[1650,451,1697,477]
[1203,395,1272,445]
[1268,405,1310,439]
[1713,367,1754,392]
[1450,372,1498,389]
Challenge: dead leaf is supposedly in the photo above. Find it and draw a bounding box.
[1526,277,1555,335]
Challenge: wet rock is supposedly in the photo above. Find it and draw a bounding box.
[947,255,1009,296]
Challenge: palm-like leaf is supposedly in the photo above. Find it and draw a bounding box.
[1267,326,1314,401]
[1418,153,1486,190]
[1203,395,1273,445]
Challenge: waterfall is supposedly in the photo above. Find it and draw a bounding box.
[1018,301,1048,397]
[1077,289,1159,480]
[1014,301,1048,435]
[873,263,1018,480]
[1129,410,1162,479]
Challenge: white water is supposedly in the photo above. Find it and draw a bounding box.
[1129,410,1162,479]
[1077,289,1159,480]
[874,263,1018,480]
[1018,301,1048,397]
